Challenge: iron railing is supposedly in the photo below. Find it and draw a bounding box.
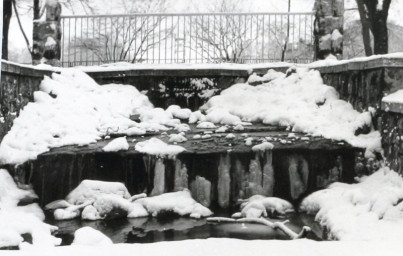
[60,12,315,67]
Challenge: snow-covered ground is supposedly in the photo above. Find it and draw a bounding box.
[6,238,403,256]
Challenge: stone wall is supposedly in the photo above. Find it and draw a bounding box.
[380,101,403,174]
[2,57,403,174]
[314,0,344,59]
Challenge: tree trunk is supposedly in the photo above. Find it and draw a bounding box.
[372,14,388,54]
[356,0,373,56]
[2,0,12,60]
[33,0,40,20]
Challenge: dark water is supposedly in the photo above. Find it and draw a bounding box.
[46,213,323,245]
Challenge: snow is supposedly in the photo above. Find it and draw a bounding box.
[135,138,186,157]
[202,68,381,152]
[168,134,188,143]
[166,105,192,120]
[102,137,130,152]
[65,180,131,205]
[47,180,213,221]
[136,190,213,219]
[252,142,274,152]
[300,167,403,241]
[196,121,216,129]
[382,90,403,104]
[235,195,294,218]
[0,69,153,165]
[5,238,403,256]
[72,227,113,246]
[0,169,60,248]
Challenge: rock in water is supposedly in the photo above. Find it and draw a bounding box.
[151,158,165,196]
[190,176,211,207]
[218,154,231,208]
[174,159,188,191]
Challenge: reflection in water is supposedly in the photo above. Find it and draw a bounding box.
[47,213,322,245]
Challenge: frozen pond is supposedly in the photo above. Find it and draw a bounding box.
[46,213,323,245]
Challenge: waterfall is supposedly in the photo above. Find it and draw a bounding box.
[150,158,165,196]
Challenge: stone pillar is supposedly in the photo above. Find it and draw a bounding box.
[314,0,344,60]
[32,0,62,66]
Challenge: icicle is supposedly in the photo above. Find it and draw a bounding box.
[190,176,211,207]
[262,150,275,197]
[150,158,165,196]
[244,154,263,198]
[218,154,231,208]
[288,155,309,199]
[174,159,188,191]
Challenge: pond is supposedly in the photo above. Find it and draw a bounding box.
[46,213,324,245]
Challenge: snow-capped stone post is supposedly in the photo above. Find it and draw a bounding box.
[32,0,62,66]
[314,0,344,60]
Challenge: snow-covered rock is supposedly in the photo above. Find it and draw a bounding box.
[66,180,131,205]
[103,137,130,152]
[72,227,113,246]
[236,195,294,218]
[136,190,213,219]
[135,138,185,157]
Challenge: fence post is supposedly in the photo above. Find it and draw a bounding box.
[314,0,344,60]
[32,0,62,66]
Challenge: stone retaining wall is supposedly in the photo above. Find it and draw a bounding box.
[2,57,403,173]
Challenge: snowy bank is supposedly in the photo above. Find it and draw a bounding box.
[0,169,60,248]
[0,69,152,165]
[300,168,403,241]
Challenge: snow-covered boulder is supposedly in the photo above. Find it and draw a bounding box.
[72,227,113,246]
[235,195,294,218]
[66,180,131,205]
[136,190,213,219]
[103,137,130,152]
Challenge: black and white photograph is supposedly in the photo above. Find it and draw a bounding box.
[1,0,403,255]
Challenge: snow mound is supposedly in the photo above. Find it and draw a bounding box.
[252,142,274,152]
[0,169,60,248]
[102,137,129,152]
[169,134,188,143]
[300,167,403,241]
[66,180,131,205]
[236,195,294,218]
[137,190,213,219]
[202,68,380,151]
[72,227,113,246]
[135,138,185,157]
[0,69,153,165]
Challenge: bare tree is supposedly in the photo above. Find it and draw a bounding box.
[356,0,392,55]
[73,0,170,64]
[2,0,13,60]
[188,0,257,63]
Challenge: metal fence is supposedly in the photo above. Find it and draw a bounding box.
[60,12,315,67]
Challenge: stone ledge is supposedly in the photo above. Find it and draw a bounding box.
[382,101,403,114]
